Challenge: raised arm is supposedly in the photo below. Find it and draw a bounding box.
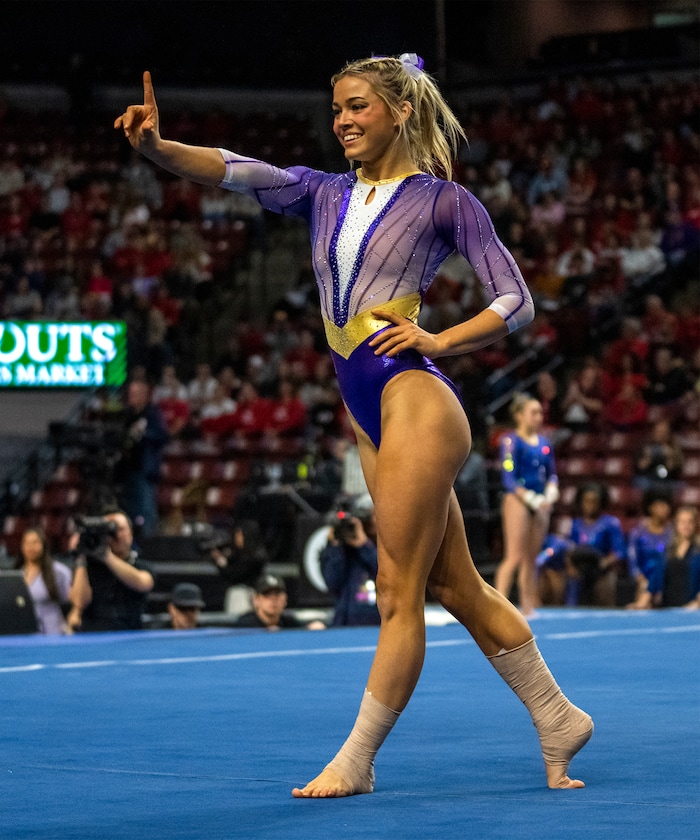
[114,71,225,186]
[103,549,155,594]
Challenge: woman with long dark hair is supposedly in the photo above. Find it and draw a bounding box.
[547,483,626,607]
[15,527,71,634]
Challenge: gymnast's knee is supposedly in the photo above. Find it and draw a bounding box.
[499,552,527,569]
[428,573,483,616]
[375,573,425,621]
[427,578,455,612]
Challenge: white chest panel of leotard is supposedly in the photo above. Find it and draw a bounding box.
[334,180,401,302]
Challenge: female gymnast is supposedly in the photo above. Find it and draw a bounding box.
[495,394,560,616]
[115,53,592,797]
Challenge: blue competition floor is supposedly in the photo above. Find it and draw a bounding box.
[1,608,698,840]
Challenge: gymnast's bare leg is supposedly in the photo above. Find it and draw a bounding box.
[495,494,549,617]
[292,373,591,797]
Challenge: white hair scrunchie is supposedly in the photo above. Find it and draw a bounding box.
[399,53,425,79]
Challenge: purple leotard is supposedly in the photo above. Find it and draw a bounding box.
[218,153,534,446]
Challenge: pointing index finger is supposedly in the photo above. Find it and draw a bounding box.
[143,70,156,105]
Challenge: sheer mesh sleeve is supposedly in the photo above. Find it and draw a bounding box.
[217,148,317,216]
[435,183,534,333]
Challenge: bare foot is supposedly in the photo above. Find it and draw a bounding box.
[292,766,359,798]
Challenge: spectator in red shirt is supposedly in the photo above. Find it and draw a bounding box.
[604,317,649,373]
[641,294,678,347]
[142,229,174,278]
[683,184,700,231]
[0,194,29,237]
[590,192,631,246]
[267,379,308,438]
[84,258,114,317]
[161,179,201,222]
[284,328,323,380]
[151,280,182,330]
[569,79,606,129]
[564,156,597,218]
[474,337,512,378]
[658,127,686,169]
[229,381,272,440]
[674,298,700,359]
[604,381,649,431]
[152,364,190,437]
[600,349,648,403]
[111,228,147,282]
[157,395,191,438]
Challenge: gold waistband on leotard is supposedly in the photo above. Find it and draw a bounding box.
[323,293,421,360]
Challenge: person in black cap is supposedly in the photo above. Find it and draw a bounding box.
[234,574,324,631]
[168,582,205,630]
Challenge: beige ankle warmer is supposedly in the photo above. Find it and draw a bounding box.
[488,638,593,766]
[326,689,400,794]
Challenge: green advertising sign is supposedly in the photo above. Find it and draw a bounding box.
[0,321,127,387]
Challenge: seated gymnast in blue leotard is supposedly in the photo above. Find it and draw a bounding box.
[115,53,593,797]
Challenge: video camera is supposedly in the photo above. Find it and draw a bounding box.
[74,515,119,558]
[332,511,356,543]
[197,531,232,554]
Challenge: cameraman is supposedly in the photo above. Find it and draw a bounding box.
[68,511,155,632]
[320,508,380,627]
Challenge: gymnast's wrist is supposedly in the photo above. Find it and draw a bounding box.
[522,489,545,511]
[429,331,452,359]
[544,483,560,504]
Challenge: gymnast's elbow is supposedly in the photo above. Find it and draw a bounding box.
[492,292,535,334]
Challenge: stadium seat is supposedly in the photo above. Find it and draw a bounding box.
[565,432,601,455]
[558,456,600,481]
[681,457,700,481]
[161,460,198,484]
[678,486,700,506]
[558,484,578,513]
[30,487,80,514]
[607,430,644,455]
[2,516,31,556]
[677,431,700,452]
[51,463,83,487]
[608,485,643,516]
[199,458,251,484]
[205,484,239,515]
[601,456,634,480]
